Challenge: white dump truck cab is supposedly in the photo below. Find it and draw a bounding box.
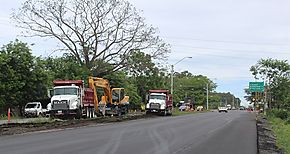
[51,86,80,110]
[146,90,173,116]
[50,80,84,118]
[147,93,167,112]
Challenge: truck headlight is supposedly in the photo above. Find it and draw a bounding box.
[146,104,150,108]
[160,104,166,109]
[71,101,78,109]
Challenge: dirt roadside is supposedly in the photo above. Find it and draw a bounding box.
[256,114,284,154]
[0,113,154,136]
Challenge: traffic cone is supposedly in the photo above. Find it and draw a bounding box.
[8,108,10,123]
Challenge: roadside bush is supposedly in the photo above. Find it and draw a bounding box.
[269,109,289,120]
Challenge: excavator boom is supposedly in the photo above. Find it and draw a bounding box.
[88,77,129,116]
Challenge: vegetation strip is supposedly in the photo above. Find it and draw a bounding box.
[256,115,285,154]
[268,117,290,154]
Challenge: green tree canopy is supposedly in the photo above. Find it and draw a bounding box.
[173,73,217,106]
[0,40,48,115]
[250,58,290,109]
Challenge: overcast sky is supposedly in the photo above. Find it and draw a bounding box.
[1,0,290,106]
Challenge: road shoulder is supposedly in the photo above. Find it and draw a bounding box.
[256,114,284,154]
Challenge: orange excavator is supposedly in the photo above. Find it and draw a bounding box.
[88,77,129,116]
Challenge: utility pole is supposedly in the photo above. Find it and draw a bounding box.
[170,57,192,107]
[206,83,209,110]
[170,65,174,95]
[264,85,267,115]
[233,96,235,109]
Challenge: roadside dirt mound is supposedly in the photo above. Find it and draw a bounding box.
[0,113,153,136]
[257,115,284,154]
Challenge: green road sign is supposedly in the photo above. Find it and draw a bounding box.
[249,82,264,92]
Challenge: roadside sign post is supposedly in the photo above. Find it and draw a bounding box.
[249,82,264,92]
[249,82,264,112]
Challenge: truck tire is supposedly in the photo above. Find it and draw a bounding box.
[168,109,172,116]
[76,108,81,119]
[159,111,166,116]
[50,112,55,119]
[38,112,44,117]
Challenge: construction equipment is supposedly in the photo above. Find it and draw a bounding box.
[145,90,173,116]
[88,77,129,116]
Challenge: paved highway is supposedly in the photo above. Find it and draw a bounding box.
[0,111,257,154]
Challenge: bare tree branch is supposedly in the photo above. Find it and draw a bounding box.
[12,0,170,76]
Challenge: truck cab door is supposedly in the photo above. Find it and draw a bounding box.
[48,89,54,98]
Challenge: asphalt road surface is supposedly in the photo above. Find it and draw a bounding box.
[0,111,257,154]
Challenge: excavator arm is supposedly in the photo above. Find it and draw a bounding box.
[88,76,129,116]
[88,77,112,111]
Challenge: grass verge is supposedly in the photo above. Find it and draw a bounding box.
[268,117,290,154]
[0,115,19,120]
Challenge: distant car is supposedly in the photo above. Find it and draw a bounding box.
[179,103,189,111]
[24,102,47,118]
[218,106,228,113]
[226,104,231,110]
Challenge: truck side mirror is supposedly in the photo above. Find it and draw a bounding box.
[48,89,54,98]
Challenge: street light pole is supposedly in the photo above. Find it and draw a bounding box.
[170,56,192,100]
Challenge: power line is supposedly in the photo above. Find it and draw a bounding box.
[190,52,257,60]
[162,36,290,47]
[171,44,290,55]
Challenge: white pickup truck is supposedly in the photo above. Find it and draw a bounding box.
[218,106,228,113]
[24,102,48,117]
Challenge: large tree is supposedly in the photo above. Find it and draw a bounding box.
[250,58,290,82]
[12,0,170,76]
[0,40,48,115]
[173,73,217,106]
[43,54,91,81]
[126,50,169,102]
[250,58,290,109]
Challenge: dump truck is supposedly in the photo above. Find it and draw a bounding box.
[145,90,173,115]
[49,80,95,119]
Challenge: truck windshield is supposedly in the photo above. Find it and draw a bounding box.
[150,95,166,100]
[25,104,37,108]
[54,88,78,95]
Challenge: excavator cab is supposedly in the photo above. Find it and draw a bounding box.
[112,88,125,104]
